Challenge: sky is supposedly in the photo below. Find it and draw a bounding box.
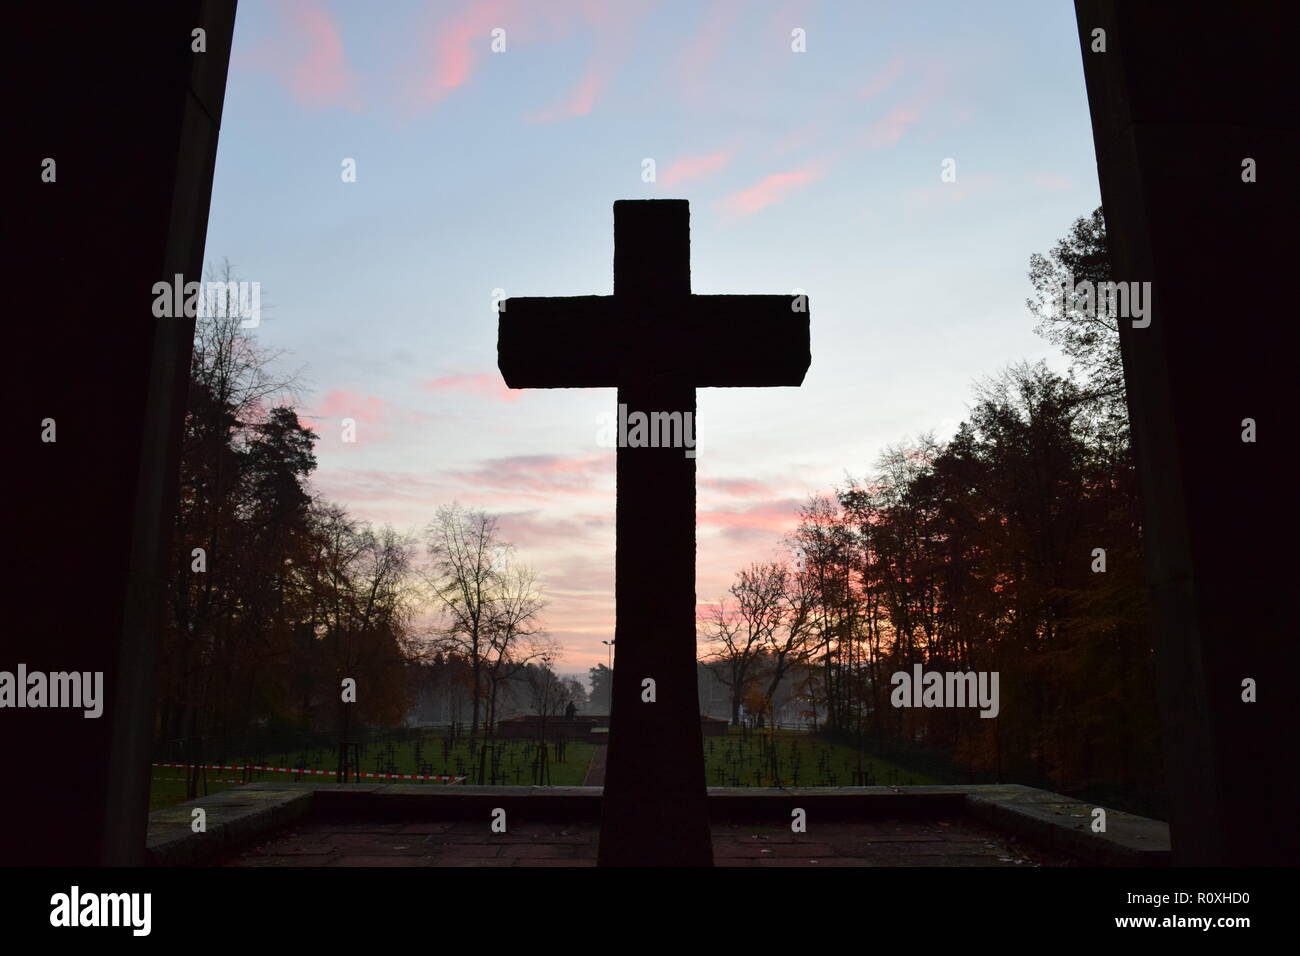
[205,0,1101,677]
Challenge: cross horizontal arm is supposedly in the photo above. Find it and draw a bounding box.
[498,295,613,387]
[498,294,810,388]
[688,295,810,387]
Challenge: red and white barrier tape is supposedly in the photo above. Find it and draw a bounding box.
[151,762,464,782]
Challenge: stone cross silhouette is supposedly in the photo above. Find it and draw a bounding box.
[498,199,810,866]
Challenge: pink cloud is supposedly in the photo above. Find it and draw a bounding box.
[699,497,804,539]
[445,453,615,499]
[861,56,905,99]
[526,1,648,122]
[422,372,520,403]
[661,151,733,188]
[538,554,615,606]
[699,476,776,498]
[311,469,447,506]
[762,0,815,54]
[495,510,612,550]
[772,120,821,156]
[528,71,604,122]
[862,103,921,148]
[330,426,391,446]
[675,0,742,99]
[279,0,361,109]
[410,0,510,107]
[403,0,647,117]
[856,62,951,150]
[306,388,386,423]
[717,162,826,216]
[697,596,774,625]
[298,389,394,446]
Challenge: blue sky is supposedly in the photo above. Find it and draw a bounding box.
[205,0,1100,672]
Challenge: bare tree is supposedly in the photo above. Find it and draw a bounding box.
[523,652,574,720]
[421,505,549,739]
[189,258,297,430]
[481,563,551,736]
[422,504,510,737]
[703,562,787,726]
[761,563,817,727]
[787,493,865,732]
[520,649,568,785]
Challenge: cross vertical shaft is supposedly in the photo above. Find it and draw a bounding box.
[599,200,710,865]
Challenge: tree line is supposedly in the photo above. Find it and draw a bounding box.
[701,209,1165,811]
[155,264,566,771]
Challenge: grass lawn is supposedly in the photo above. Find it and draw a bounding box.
[150,727,943,811]
[150,733,597,810]
[703,728,943,787]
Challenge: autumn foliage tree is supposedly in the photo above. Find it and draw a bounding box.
[706,210,1163,812]
[157,264,416,777]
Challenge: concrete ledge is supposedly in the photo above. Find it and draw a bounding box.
[147,787,314,866]
[147,783,1170,866]
[962,785,1170,866]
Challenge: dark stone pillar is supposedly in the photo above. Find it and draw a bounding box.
[5,2,236,865]
[1074,1,1298,864]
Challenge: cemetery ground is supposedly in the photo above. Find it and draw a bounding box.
[702,729,942,788]
[150,732,599,810]
[149,727,1170,866]
[151,727,938,809]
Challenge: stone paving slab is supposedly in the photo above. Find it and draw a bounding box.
[222,815,1073,867]
[155,783,1169,866]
